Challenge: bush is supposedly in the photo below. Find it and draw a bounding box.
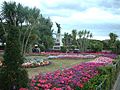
[0,68,28,90]
[60,46,67,52]
[0,26,28,90]
[90,41,103,52]
[39,44,45,52]
[75,75,107,90]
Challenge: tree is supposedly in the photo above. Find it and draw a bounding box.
[71,29,77,46]
[102,40,109,50]
[38,17,54,50]
[62,33,72,49]
[0,2,28,89]
[109,33,118,53]
[0,22,6,46]
[0,1,54,54]
[77,30,92,52]
[109,33,118,44]
[89,40,103,52]
[0,25,28,90]
[114,40,120,54]
[21,7,40,55]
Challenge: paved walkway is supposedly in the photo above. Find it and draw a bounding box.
[112,73,120,90]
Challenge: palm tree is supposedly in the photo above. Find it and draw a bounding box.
[109,33,118,43]
[63,33,72,49]
[77,30,92,52]
[78,31,84,52]
[22,7,40,55]
[109,33,118,53]
[71,29,77,46]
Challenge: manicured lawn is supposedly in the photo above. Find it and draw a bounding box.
[0,55,92,78]
[26,58,92,78]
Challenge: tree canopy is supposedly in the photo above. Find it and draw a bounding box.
[0,1,54,53]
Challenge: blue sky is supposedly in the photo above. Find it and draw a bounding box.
[0,0,120,40]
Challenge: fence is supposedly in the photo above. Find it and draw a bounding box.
[96,59,120,90]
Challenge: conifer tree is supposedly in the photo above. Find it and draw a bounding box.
[0,25,28,90]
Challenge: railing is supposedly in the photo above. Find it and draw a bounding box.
[96,78,107,90]
[96,59,120,90]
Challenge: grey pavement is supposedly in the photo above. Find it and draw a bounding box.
[112,73,120,90]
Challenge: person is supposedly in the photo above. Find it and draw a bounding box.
[37,47,40,53]
[32,47,36,53]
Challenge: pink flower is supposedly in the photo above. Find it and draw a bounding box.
[38,79,46,83]
[78,83,84,88]
[52,87,63,90]
[34,86,39,90]
[37,83,41,87]
[19,88,28,90]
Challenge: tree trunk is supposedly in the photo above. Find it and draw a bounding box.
[21,25,31,55]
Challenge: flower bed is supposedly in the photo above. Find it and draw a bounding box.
[89,56,113,65]
[22,57,51,68]
[29,63,103,89]
[22,60,50,68]
[101,54,117,59]
[20,56,113,89]
[48,54,96,59]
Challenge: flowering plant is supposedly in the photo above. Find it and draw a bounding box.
[20,56,114,89]
[22,57,50,68]
[48,54,96,59]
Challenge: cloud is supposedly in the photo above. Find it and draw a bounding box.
[100,0,120,9]
[0,0,120,40]
[51,7,120,25]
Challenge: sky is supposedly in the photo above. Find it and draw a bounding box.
[0,0,120,40]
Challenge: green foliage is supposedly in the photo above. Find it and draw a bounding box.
[3,26,23,67]
[0,68,28,90]
[97,66,112,75]
[0,26,28,90]
[60,46,67,52]
[107,33,119,54]
[115,40,120,54]
[71,29,77,46]
[77,30,92,52]
[102,33,120,54]
[96,63,120,90]
[62,33,72,47]
[70,45,76,51]
[86,75,106,90]
[109,33,118,44]
[89,40,103,52]
[112,40,120,54]
[75,75,107,90]
[0,1,54,54]
[37,18,54,50]
[63,30,93,52]
[102,40,109,50]
[75,60,120,90]
[39,44,45,52]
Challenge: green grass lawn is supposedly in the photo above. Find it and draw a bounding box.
[27,58,92,78]
[0,55,92,78]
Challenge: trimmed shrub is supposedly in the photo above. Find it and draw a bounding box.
[0,26,28,90]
